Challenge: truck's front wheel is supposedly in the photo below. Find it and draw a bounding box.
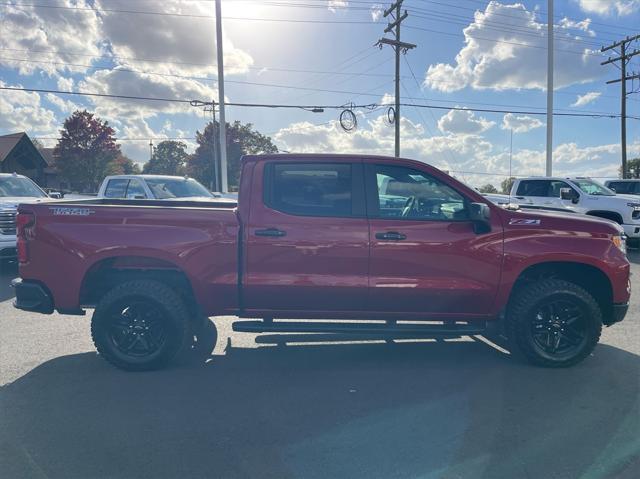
[507,279,602,367]
[91,280,191,371]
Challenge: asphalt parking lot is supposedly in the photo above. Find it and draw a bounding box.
[1,252,639,479]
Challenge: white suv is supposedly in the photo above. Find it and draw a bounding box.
[0,173,51,259]
[510,177,640,241]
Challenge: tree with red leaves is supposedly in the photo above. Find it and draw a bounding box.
[54,110,121,192]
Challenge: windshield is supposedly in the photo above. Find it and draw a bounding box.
[0,176,47,198]
[572,179,615,196]
[144,178,213,199]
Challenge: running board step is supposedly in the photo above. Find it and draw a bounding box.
[232,320,486,336]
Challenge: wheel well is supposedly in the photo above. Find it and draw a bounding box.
[80,256,197,315]
[586,210,623,225]
[512,262,614,324]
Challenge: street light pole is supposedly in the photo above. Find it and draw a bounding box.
[215,0,228,192]
[545,0,554,177]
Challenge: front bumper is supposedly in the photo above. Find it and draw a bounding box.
[0,235,16,258]
[11,278,54,314]
[605,302,629,326]
[622,223,640,239]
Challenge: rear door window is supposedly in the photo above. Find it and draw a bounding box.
[125,180,147,199]
[516,180,551,197]
[608,182,632,194]
[104,179,129,198]
[264,163,357,217]
[516,180,575,197]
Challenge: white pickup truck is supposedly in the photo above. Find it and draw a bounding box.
[510,177,640,241]
[97,175,237,202]
[0,173,53,259]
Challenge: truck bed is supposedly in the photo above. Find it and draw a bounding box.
[17,199,240,315]
[45,197,238,209]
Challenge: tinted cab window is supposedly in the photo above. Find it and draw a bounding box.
[608,181,639,194]
[265,163,355,217]
[516,180,575,197]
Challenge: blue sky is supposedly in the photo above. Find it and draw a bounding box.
[1,0,639,188]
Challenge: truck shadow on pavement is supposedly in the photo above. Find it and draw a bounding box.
[1,336,638,479]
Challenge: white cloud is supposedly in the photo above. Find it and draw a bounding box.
[571,91,602,107]
[45,93,80,114]
[273,110,639,189]
[425,2,602,92]
[95,0,253,76]
[0,81,57,134]
[370,4,385,21]
[79,68,215,118]
[576,0,640,16]
[0,0,102,75]
[56,77,74,91]
[558,17,595,36]
[437,109,495,135]
[328,1,349,13]
[501,113,544,133]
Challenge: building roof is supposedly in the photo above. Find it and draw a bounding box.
[0,132,26,163]
[0,132,49,173]
[40,148,56,167]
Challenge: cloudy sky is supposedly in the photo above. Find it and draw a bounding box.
[1,0,639,188]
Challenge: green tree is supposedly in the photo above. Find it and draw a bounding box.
[501,177,516,194]
[54,110,120,192]
[114,154,141,175]
[626,158,640,178]
[188,120,278,190]
[143,140,189,175]
[478,184,498,194]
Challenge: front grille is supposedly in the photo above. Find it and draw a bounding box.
[0,210,17,235]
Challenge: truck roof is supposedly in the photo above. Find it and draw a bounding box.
[241,153,428,163]
[0,172,27,178]
[104,174,192,180]
[515,177,597,181]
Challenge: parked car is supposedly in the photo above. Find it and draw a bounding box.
[605,179,640,196]
[97,174,237,203]
[13,155,630,371]
[0,173,53,259]
[510,177,640,242]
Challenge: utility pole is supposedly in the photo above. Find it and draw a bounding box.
[376,0,415,157]
[545,0,553,177]
[601,34,640,179]
[149,139,153,163]
[215,0,228,192]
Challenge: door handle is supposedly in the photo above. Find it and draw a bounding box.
[255,228,287,237]
[375,231,406,241]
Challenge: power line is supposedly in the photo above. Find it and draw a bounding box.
[3,85,638,119]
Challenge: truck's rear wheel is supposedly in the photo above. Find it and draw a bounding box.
[91,280,191,371]
[507,279,602,367]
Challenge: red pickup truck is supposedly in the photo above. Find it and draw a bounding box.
[13,154,631,370]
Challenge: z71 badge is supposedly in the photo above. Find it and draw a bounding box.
[509,218,541,226]
[49,207,95,216]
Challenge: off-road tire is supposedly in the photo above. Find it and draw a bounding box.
[507,279,602,368]
[91,280,191,371]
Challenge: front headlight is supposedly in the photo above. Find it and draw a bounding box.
[613,234,627,255]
